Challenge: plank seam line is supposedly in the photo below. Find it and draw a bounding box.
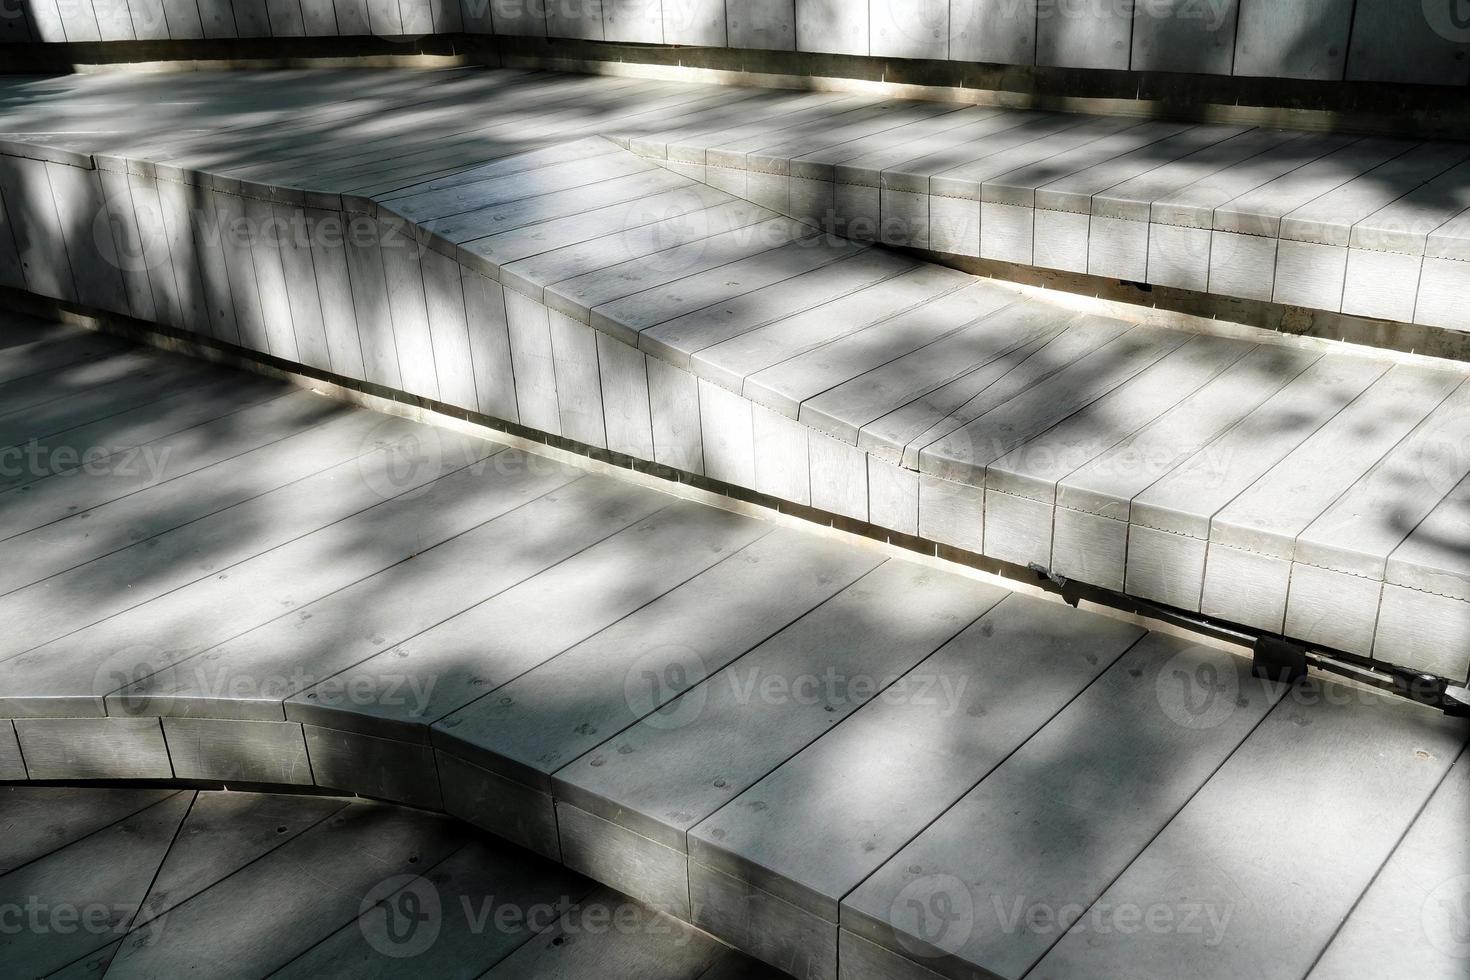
[0,786,188,888]
[834,625,1149,927]
[1298,749,1463,978]
[115,788,196,940]
[1012,674,1290,978]
[110,463,586,713]
[418,511,774,730]
[0,441,511,671]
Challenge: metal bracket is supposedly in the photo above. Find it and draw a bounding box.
[1252,636,1308,685]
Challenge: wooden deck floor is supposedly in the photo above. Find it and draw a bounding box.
[0,69,1467,684]
[0,318,1467,980]
[0,784,775,979]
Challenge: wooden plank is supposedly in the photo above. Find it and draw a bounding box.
[135,792,345,926]
[861,314,1114,469]
[433,527,881,788]
[293,501,767,739]
[1,427,502,717]
[0,369,286,502]
[275,836,592,978]
[1035,0,1133,69]
[1131,0,1239,74]
[466,183,740,279]
[342,214,401,389]
[597,330,654,458]
[688,596,1143,977]
[103,802,468,980]
[383,140,631,223]
[0,354,232,452]
[1348,0,1470,86]
[378,213,438,401]
[1309,745,1470,979]
[551,559,1008,854]
[0,791,190,977]
[447,168,691,247]
[421,245,478,409]
[1056,345,1319,521]
[483,886,726,979]
[542,216,812,328]
[163,718,313,784]
[209,190,271,354]
[870,0,948,60]
[0,182,26,290]
[919,322,1189,485]
[0,786,176,871]
[1282,141,1470,246]
[800,299,1069,446]
[304,725,443,807]
[1234,0,1354,80]
[498,198,768,303]
[0,405,439,627]
[0,345,171,417]
[726,0,795,49]
[0,386,329,541]
[744,281,1017,421]
[691,263,969,394]
[14,717,173,779]
[639,246,911,371]
[599,236,865,351]
[1037,124,1247,215]
[115,456,597,722]
[1129,353,1388,539]
[1029,680,1469,980]
[843,633,1278,979]
[241,195,299,359]
[505,287,560,433]
[1214,137,1417,237]
[1211,364,1463,559]
[1149,132,1350,229]
[795,0,868,55]
[43,162,131,315]
[461,268,519,421]
[272,203,332,371]
[0,153,77,302]
[1387,471,1470,604]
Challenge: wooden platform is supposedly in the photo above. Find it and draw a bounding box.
[0,67,1466,685]
[0,318,1467,979]
[0,783,776,978]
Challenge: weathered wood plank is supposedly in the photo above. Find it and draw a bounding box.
[1029,681,1469,980]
